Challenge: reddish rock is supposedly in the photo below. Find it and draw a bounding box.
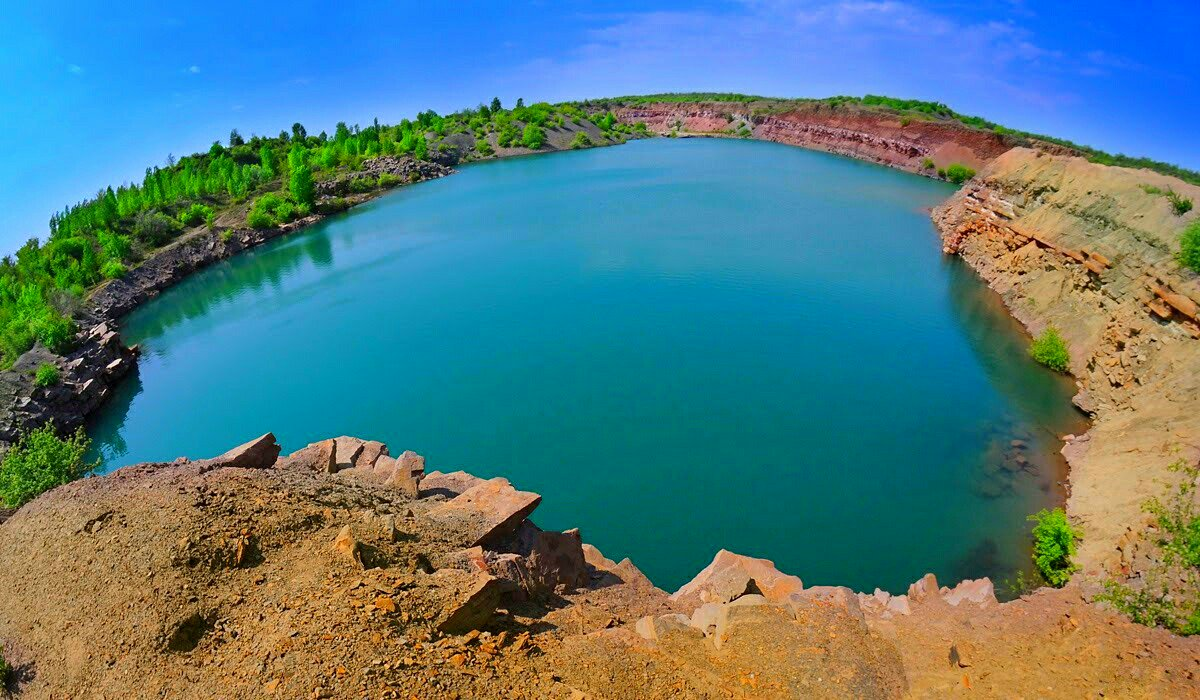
[941,578,997,608]
[435,571,504,634]
[420,470,485,499]
[202,433,280,470]
[673,549,803,605]
[424,477,541,548]
[527,528,589,592]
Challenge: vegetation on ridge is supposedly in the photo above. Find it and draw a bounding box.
[1179,220,1200,273]
[0,423,96,509]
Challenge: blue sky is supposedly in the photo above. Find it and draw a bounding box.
[1,0,1196,250]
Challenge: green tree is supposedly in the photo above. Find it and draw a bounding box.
[288,164,315,208]
[522,123,546,149]
[0,423,95,508]
[292,122,307,142]
[943,163,976,185]
[491,96,502,113]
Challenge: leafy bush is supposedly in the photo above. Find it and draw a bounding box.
[289,163,315,207]
[943,163,976,184]
[570,132,592,149]
[1179,221,1200,273]
[476,138,494,156]
[34,362,59,388]
[0,651,9,686]
[349,177,375,193]
[101,260,127,279]
[1167,191,1194,216]
[0,423,95,508]
[132,211,181,247]
[1029,327,1070,372]
[1028,507,1081,587]
[921,158,935,170]
[522,123,546,149]
[246,193,302,229]
[178,203,214,227]
[1096,460,1200,634]
[377,173,401,188]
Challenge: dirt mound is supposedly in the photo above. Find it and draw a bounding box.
[1,434,1198,698]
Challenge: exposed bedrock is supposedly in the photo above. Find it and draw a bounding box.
[613,101,1070,174]
[932,147,1200,578]
[1,433,1197,698]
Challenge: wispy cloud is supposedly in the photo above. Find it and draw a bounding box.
[517,1,1127,112]
[66,64,83,75]
[186,65,201,74]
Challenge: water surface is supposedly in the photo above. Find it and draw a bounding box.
[89,138,1086,593]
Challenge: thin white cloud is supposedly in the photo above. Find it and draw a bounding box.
[187,65,201,74]
[67,64,83,75]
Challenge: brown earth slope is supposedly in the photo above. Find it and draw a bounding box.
[1,434,1197,698]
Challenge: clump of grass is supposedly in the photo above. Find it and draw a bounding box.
[1028,507,1081,587]
[33,362,59,388]
[1096,459,1200,635]
[921,157,935,170]
[1029,327,1070,372]
[0,423,96,509]
[0,651,10,686]
[1142,184,1194,215]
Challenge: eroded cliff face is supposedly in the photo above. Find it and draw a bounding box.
[614,101,1069,173]
[1,433,1196,698]
[933,148,1200,576]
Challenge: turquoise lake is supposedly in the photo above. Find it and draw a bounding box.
[87,138,1087,594]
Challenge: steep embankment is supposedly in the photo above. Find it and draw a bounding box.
[933,148,1200,576]
[613,100,1075,174]
[1,434,1196,698]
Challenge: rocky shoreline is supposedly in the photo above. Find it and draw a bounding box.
[2,432,1197,698]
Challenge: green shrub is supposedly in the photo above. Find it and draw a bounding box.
[132,211,182,247]
[943,163,976,184]
[101,261,127,279]
[246,209,275,229]
[349,177,374,193]
[1028,507,1080,587]
[1179,221,1200,273]
[1096,459,1200,634]
[177,203,214,227]
[1167,191,1194,216]
[246,193,302,229]
[522,123,546,149]
[0,423,95,508]
[377,172,401,188]
[1029,327,1070,372]
[289,163,315,207]
[570,132,592,149]
[476,138,494,156]
[33,362,59,388]
[921,158,935,170]
[0,651,9,686]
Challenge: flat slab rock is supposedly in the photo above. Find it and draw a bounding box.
[424,477,541,548]
[672,549,803,605]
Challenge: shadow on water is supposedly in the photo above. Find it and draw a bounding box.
[125,217,336,342]
[85,366,142,464]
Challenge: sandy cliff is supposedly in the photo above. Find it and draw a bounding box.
[932,148,1200,576]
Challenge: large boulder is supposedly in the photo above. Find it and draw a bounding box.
[672,549,803,606]
[198,433,280,470]
[424,477,541,548]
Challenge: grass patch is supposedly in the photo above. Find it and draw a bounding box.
[1096,459,1200,635]
[940,163,975,185]
[33,362,59,388]
[1028,507,1081,587]
[1029,327,1070,372]
[0,423,96,508]
[1142,185,1194,216]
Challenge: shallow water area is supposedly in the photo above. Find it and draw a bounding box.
[88,138,1086,593]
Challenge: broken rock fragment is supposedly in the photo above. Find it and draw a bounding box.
[424,477,541,548]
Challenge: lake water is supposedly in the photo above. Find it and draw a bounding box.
[87,138,1086,594]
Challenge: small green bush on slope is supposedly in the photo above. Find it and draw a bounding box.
[1029,327,1070,373]
[1178,220,1200,273]
[1028,507,1081,587]
[33,362,58,387]
[0,423,95,509]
